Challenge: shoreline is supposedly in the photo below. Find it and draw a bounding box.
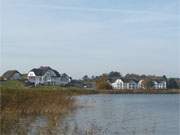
[1,87,179,134]
[94,89,180,94]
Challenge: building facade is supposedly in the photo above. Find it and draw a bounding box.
[111,79,143,90]
[2,70,22,80]
[27,66,71,86]
[111,78,167,90]
[152,80,167,89]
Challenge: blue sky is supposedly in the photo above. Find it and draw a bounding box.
[1,0,180,78]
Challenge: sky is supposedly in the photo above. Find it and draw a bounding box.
[1,0,180,79]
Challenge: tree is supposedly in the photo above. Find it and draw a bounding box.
[167,78,179,89]
[82,75,90,81]
[108,71,122,78]
[91,75,95,80]
[125,73,141,80]
[143,79,154,89]
[96,74,112,90]
[163,75,167,80]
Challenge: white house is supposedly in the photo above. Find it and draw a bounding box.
[111,77,167,90]
[111,79,143,90]
[111,79,124,89]
[152,80,167,89]
[27,66,71,86]
[129,80,139,89]
[138,80,145,89]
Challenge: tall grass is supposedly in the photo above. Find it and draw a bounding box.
[1,89,75,114]
[0,88,76,135]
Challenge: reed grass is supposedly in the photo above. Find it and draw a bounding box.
[0,88,76,135]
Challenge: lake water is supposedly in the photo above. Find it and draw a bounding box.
[5,94,179,135]
[61,94,180,135]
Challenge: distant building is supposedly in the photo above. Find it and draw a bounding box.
[111,77,167,90]
[138,79,145,89]
[111,79,124,89]
[111,78,143,90]
[2,70,22,80]
[152,80,167,89]
[175,79,180,88]
[27,66,71,86]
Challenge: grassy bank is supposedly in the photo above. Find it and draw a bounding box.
[0,88,76,134]
[0,80,99,95]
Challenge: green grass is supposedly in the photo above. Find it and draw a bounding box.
[0,80,26,89]
[0,80,99,95]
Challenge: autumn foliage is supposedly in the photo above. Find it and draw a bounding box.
[96,74,112,90]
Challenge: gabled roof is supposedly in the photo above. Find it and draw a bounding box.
[111,78,139,83]
[30,66,60,77]
[147,76,167,82]
[2,70,21,79]
[128,79,139,83]
[152,80,166,83]
[109,78,123,83]
[61,73,71,80]
[122,78,139,83]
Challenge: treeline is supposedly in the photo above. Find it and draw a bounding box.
[81,71,180,89]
